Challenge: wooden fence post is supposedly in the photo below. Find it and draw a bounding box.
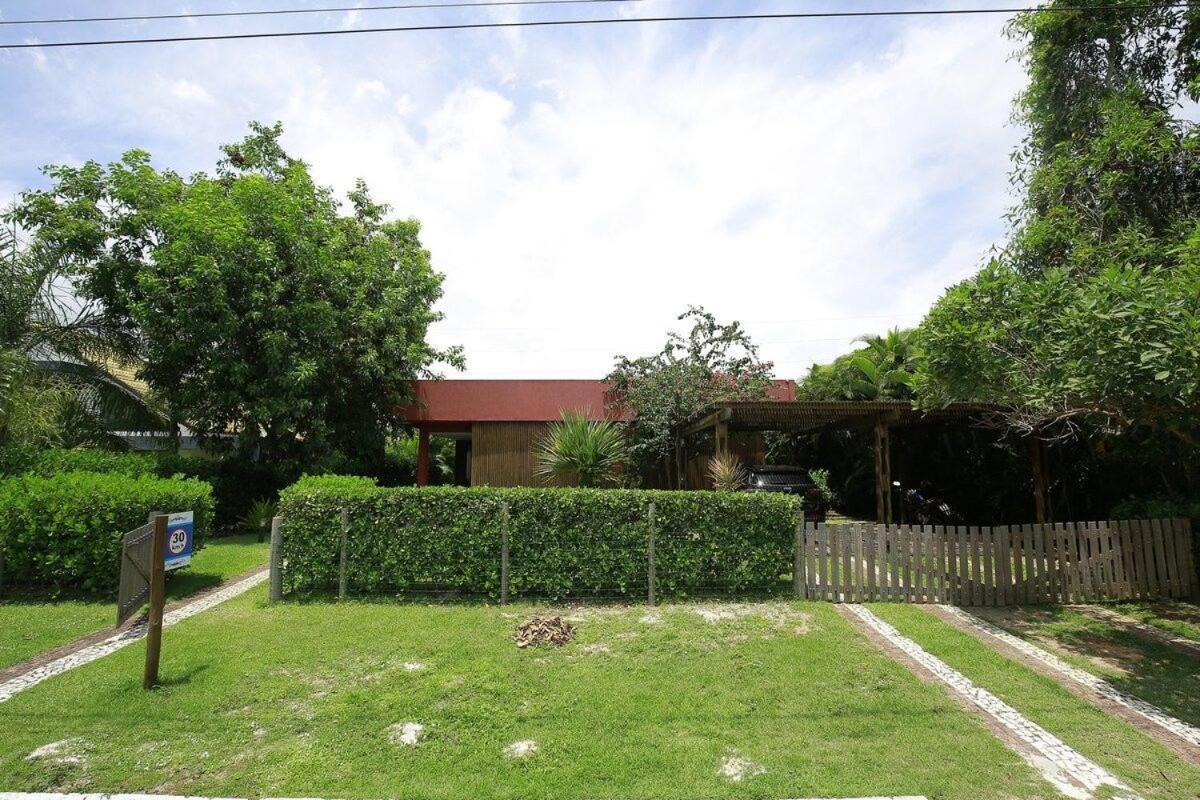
[338,507,349,600]
[793,511,806,597]
[143,513,167,689]
[500,502,510,605]
[268,516,283,603]
[647,502,657,606]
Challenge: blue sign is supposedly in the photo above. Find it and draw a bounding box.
[165,511,193,571]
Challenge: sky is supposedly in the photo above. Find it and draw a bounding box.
[0,0,1028,379]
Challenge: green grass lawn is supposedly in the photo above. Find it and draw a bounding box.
[0,533,268,670]
[870,604,1200,800]
[973,605,1200,727]
[1109,599,1200,642]
[0,593,1052,800]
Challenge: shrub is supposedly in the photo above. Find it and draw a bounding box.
[0,446,157,478]
[278,476,800,599]
[707,452,747,491]
[0,471,214,594]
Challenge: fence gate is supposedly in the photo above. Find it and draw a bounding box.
[117,519,155,625]
[801,518,1196,605]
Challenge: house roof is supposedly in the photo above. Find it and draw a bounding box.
[399,380,613,424]
[399,379,798,427]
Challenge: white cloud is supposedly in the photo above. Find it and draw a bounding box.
[0,9,1027,380]
[170,79,214,105]
[353,79,390,101]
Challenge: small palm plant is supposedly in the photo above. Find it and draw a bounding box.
[241,498,278,543]
[707,451,747,491]
[534,409,627,488]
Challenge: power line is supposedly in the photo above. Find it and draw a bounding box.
[4,4,1197,50]
[0,0,644,27]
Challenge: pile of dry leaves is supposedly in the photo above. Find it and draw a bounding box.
[514,615,576,648]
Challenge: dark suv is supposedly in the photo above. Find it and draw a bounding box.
[744,465,826,521]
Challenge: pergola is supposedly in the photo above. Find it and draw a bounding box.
[681,400,1051,524]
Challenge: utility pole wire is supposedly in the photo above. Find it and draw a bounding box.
[0,0,645,27]
[3,4,1196,50]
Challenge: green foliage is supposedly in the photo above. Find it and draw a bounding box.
[706,451,747,492]
[607,307,775,487]
[1110,495,1200,523]
[808,468,838,508]
[0,445,156,478]
[0,227,165,448]
[382,433,455,485]
[534,409,628,487]
[915,2,1200,441]
[798,328,917,401]
[240,498,279,542]
[277,476,800,599]
[0,446,282,528]
[0,471,213,593]
[7,122,462,475]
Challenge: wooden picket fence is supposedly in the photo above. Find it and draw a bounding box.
[800,519,1196,604]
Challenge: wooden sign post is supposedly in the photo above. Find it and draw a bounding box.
[143,513,167,689]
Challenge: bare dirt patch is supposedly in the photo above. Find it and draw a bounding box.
[503,739,538,759]
[388,722,426,747]
[718,750,766,782]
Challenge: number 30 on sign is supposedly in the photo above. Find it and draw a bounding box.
[165,511,194,571]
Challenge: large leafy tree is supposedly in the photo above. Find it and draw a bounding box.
[917,1,1200,445]
[606,307,774,487]
[8,123,461,471]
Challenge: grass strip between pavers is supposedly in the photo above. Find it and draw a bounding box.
[870,603,1200,800]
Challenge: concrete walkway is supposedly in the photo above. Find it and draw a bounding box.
[0,569,267,704]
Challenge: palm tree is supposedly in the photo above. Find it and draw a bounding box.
[534,409,627,488]
[848,327,917,400]
[0,226,168,447]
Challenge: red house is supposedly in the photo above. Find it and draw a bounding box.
[398,379,795,487]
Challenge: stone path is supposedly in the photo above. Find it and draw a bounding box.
[936,605,1200,750]
[0,570,267,704]
[843,604,1140,800]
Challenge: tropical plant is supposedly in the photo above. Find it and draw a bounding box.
[241,498,278,543]
[707,451,747,491]
[534,409,628,488]
[0,225,167,447]
[606,307,775,487]
[798,327,916,401]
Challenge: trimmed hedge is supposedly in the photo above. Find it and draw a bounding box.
[278,476,801,599]
[0,445,157,479]
[0,471,214,594]
[0,447,281,528]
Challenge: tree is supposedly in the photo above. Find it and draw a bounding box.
[0,226,165,448]
[798,327,917,401]
[533,409,628,487]
[8,123,462,472]
[606,307,775,487]
[916,1,1200,445]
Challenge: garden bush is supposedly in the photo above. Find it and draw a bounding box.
[0,445,157,478]
[0,471,214,594]
[278,476,801,599]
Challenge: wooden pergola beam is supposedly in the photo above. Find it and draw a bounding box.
[874,416,893,524]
